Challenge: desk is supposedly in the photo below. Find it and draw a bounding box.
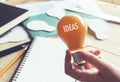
[0,0,120,82]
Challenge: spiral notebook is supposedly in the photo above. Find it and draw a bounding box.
[10,37,75,82]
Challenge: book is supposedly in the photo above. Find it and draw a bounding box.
[10,37,75,82]
[0,3,29,37]
[0,25,31,44]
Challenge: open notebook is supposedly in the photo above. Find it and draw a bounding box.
[10,37,75,82]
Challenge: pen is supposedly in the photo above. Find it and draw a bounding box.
[0,47,27,77]
[0,41,31,57]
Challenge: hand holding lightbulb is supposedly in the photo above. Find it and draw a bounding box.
[57,14,87,65]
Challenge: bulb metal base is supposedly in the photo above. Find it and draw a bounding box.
[72,51,85,66]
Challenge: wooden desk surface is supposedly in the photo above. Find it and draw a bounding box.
[0,0,120,82]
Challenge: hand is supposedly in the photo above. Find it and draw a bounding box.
[65,50,120,82]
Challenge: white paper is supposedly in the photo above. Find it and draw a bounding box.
[17,1,57,16]
[47,7,65,19]
[11,37,75,82]
[88,19,108,40]
[0,0,6,2]
[26,20,55,31]
[0,26,29,44]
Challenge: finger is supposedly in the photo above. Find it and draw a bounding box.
[79,65,85,70]
[67,68,97,82]
[89,49,100,56]
[93,50,100,56]
[77,65,85,70]
[84,62,93,69]
[65,50,83,80]
[73,63,85,70]
[85,50,101,69]
[65,51,98,82]
[65,50,73,74]
[79,51,107,72]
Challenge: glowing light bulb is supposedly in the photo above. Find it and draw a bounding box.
[57,14,87,65]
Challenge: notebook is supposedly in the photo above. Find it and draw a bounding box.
[0,3,29,37]
[10,37,75,82]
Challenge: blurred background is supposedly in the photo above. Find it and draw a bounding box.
[99,0,120,5]
[0,0,120,5]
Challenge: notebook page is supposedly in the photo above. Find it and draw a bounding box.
[11,37,74,82]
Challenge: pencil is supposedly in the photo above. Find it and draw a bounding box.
[0,47,26,77]
[0,41,30,57]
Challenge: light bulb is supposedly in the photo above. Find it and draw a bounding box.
[57,14,87,65]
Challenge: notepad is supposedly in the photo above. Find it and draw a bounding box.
[0,3,29,37]
[10,37,75,82]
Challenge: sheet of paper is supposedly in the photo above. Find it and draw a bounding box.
[88,19,108,40]
[0,26,29,44]
[74,0,105,15]
[17,1,56,16]
[11,37,75,82]
[0,0,6,2]
[16,0,84,16]
[26,20,55,31]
